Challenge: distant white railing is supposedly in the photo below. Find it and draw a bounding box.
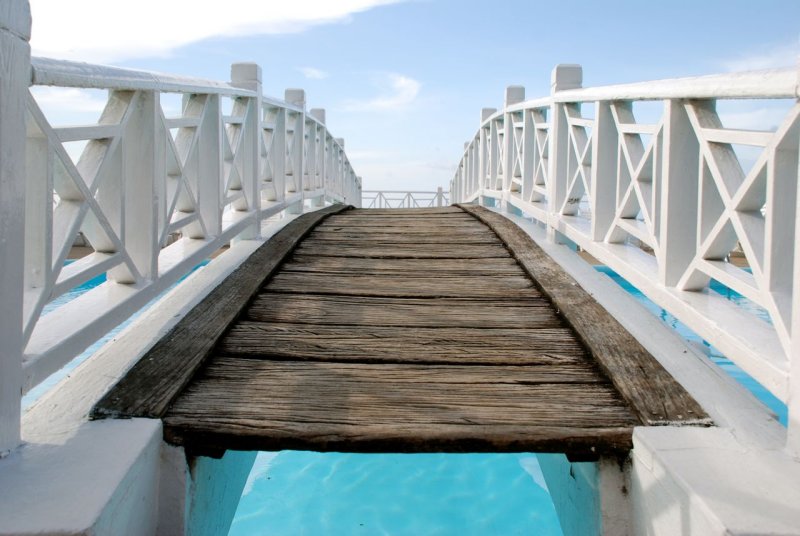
[0,47,361,451]
[362,188,449,208]
[452,64,800,447]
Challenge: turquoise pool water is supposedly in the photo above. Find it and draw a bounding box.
[229,265,787,536]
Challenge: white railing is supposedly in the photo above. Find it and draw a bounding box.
[452,64,800,446]
[362,188,449,208]
[0,48,361,451]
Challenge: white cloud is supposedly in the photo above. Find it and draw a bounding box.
[298,67,329,80]
[720,40,799,72]
[29,0,404,63]
[30,86,107,114]
[343,73,421,112]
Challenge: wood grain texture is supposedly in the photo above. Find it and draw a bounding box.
[247,293,561,328]
[90,204,350,419]
[218,323,590,365]
[294,242,509,259]
[164,358,636,456]
[265,272,534,298]
[99,204,707,458]
[458,204,712,426]
[281,255,522,276]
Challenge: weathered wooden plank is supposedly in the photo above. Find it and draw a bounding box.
[91,205,351,420]
[164,358,636,455]
[218,323,590,365]
[317,224,489,234]
[247,293,562,328]
[350,207,461,215]
[324,215,480,226]
[294,242,509,259]
[458,205,712,426]
[282,255,522,276]
[265,272,534,298]
[281,258,521,276]
[307,231,495,244]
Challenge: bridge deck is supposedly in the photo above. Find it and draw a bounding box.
[93,206,709,459]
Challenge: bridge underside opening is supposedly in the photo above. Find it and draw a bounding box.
[92,206,709,460]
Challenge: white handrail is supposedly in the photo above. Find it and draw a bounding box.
[0,48,362,452]
[452,63,800,449]
[362,188,449,208]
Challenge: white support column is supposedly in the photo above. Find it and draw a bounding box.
[789,65,800,453]
[658,99,700,286]
[284,89,305,215]
[109,91,161,283]
[590,101,618,241]
[196,94,223,239]
[231,63,263,239]
[0,0,31,454]
[479,108,496,205]
[310,108,327,207]
[335,137,345,201]
[547,64,582,242]
[503,86,525,212]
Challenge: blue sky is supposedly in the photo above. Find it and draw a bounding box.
[29,0,800,191]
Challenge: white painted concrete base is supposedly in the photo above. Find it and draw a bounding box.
[0,215,305,535]
[491,207,800,535]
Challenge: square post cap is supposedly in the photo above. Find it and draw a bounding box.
[504,85,525,107]
[284,88,306,107]
[231,63,262,86]
[481,108,497,122]
[309,108,326,124]
[335,137,345,148]
[551,64,583,93]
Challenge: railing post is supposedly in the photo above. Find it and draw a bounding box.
[590,101,619,242]
[184,92,222,241]
[231,63,263,239]
[437,186,444,207]
[108,90,161,283]
[479,108,496,206]
[309,109,326,207]
[335,137,345,201]
[659,99,700,285]
[790,63,800,455]
[0,0,31,454]
[284,89,305,214]
[503,86,525,213]
[547,64,582,242]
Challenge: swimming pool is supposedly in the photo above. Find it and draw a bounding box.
[228,265,786,536]
[25,258,784,535]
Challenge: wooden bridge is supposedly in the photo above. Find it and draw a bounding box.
[93,206,707,459]
[3,18,799,530]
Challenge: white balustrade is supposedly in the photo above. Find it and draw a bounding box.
[0,42,361,452]
[452,64,800,449]
[362,188,448,208]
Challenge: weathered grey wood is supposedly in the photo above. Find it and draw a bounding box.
[458,205,712,426]
[282,255,522,276]
[247,293,562,328]
[266,272,534,298]
[219,323,590,365]
[98,205,709,458]
[307,231,495,244]
[350,207,461,215]
[294,242,509,258]
[164,358,636,456]
[91,205,350,419]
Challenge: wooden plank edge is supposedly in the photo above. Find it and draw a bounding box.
[90,204,352,420]
[162,422,634,459]
[455,204,713,428]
